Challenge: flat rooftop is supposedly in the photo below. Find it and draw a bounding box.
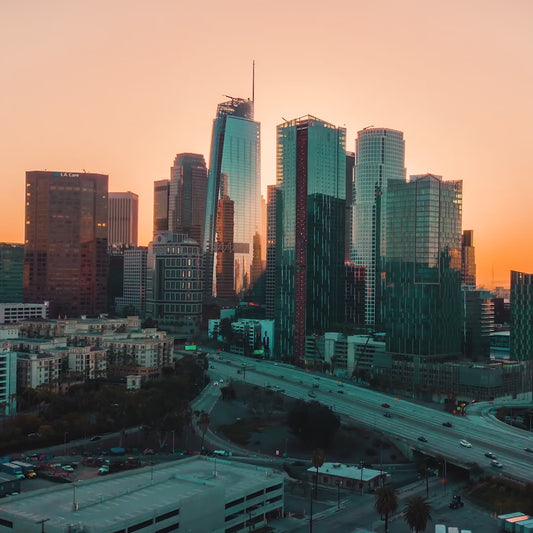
[0,456,283,531]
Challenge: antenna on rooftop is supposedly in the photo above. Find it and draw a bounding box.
[252,60,255,103]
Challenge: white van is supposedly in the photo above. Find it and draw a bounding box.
[435,526,446,533]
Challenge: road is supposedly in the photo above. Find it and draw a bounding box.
[206,352,533,484]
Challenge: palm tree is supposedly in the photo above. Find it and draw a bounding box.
[403,496,432,533]
[374,485,398,533]
[312,448,325,498]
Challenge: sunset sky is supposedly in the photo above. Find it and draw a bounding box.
[1,0,532,288]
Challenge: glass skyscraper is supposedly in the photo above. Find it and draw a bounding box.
[0,243,24,303]
[353,128,405,328]
[383,174,463,358]
[203,97,261,297]
[275,116,346,363]
[510,270,533,361]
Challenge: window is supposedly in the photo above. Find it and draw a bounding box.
[155,509,180,523]
[128,518,153,532]
[155,522,180,533]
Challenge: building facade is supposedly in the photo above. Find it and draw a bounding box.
[108,191,139,248]
[168,153,208,246]
[153,179,170,235]
[203,97,261,297]
[510,270,533,360]
[215,191,236,299]
[461,229,476,288]
[24,171,109,318]
[146,232,203,337]
[115,247,148,317]
[275,116,346,363]
[383,174,463,359]
[265,185,278,320]
[0,243,24,303]
[0,344,17,415]
[353,128,405,328]
[0,302,49,324]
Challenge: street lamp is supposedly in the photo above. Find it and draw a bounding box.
[335,480,342,510]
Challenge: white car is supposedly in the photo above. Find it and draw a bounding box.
[213,381,219,386]
[460,439,472,448]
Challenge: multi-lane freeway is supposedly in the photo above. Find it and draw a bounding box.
[206,352,533,483]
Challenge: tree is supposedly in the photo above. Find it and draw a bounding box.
[287,400,340,448]
[312,448,325,498]
[403,496,432,533]
[374,485,398,533]
[198,411,210,452]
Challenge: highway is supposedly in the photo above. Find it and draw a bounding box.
[205,352,533,483]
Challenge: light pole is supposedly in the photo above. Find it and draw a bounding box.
[360,460,364,495]
[335,480,342,510]
[37,518,50,533]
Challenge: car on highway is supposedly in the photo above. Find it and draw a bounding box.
[337,390,344,394]
[381,403,391,408]
[460,439,472,448]
[491,460,503,468]
[525,447,533,453]
[418,436,428,442]
[308,391,316,398]
[485,452,496,459]
[213,381,219,386]
[383,412,392,418]
[442,422,452,427]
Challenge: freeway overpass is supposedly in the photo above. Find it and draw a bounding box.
[206,352,533,483]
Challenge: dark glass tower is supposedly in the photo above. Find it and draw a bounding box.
[510,270,533,360]
[383,174,463,358]
[24,171,109,317]
[203,97,261,297]
[275,116,346,363]
[0,243,24,303]
[169,153,208,246]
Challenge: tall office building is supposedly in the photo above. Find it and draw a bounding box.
[153,180,170,235]
[0,345,17,416]
[265,185,278,319]
[275,116,346,363]
[345,152,355,263]
[108,192,139,248]
[203,97,261,297]
[0,243,24,303]
[353,128,405,328]
[383,174,463,358]
[115,247,148,317]
[461,229,476,289]
[146,232,203,336]
[169,153,208,245]
[510,270,533,360]
[215,193,236,299]
[24,171,108,317]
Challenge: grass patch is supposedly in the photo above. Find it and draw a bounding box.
[469,477,533,514]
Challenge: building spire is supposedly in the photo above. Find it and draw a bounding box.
[252,60,255,103]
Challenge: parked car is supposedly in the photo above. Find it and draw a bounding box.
[459,439,472,448]
[449,495,464,509]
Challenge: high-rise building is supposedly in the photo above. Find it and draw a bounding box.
[463,289,494,360]
[146,232,203,336]
[108,192,138,248]
[383,174,463,358]
[24,171,109,318]
[461,229,476,289]
[169,153,208,245]
[0,344,17,416]
[215,193,236,299]
[153,180,170,235]
[275,115,346,363]
[345,152,355,263]
[0,243,24,303]
[344,262,366,327]
[353,128,405,328]
[115,247,148,317]
[510,270,533,360]
[265,185,278,320]
[203,97,261,297]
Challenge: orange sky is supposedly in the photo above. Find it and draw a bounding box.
[1,0,532,288]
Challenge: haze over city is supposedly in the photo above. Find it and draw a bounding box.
[1,0,532,288]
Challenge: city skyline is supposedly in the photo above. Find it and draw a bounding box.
[1,0,532,289]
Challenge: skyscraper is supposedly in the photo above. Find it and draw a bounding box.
[115,247,148,317]
[169,153,208,245]
[275,115,346,363]
[265,185,278,320]
[108,191,139,248]
[24,171,108,317]
[215,192,236,299]
[153,180,170,235]
[353,128,405,328]
[203,97,261,297]
[383,174,463,358]
[461,229,476,289]
[510,270,533,360]
[0,243,24,303]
